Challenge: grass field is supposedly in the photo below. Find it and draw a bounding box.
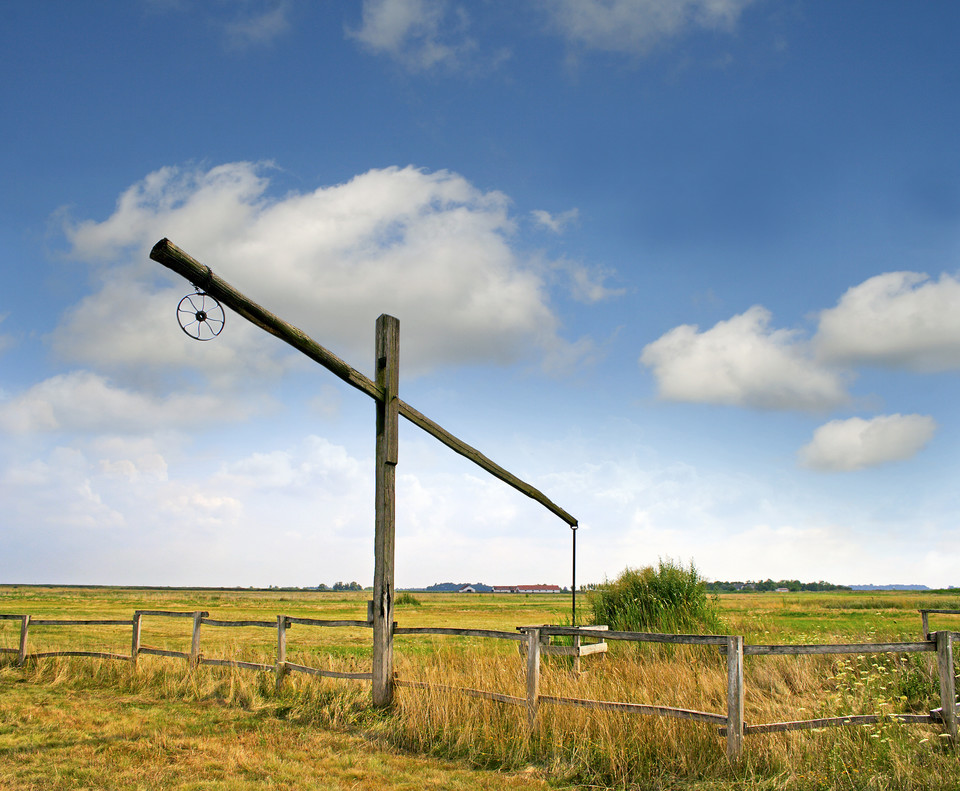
[2,586,960,790]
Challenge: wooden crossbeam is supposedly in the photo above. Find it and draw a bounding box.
[150,238,577,527]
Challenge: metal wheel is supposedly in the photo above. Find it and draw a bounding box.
[177,292,225,341]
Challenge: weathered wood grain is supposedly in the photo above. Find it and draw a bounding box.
[285,617,372,628]
[373,314,399,709]
[538,695,726,725]
[201,618,277,628]
[395,679,525,707]
[30,619,132,626]
[200,657,274,672]
[284,661,372,681]
[745,641,935,656]
[394,627,524,641]
[138,646,190,660]
[726,635,744,762]
[30,651,130,662]
[732,713,937,735]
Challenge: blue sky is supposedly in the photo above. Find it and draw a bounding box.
[2,1,959,588]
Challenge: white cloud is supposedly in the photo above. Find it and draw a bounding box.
[0,313,13,355]
[348,0,475,71]
[798,414,937,472]
[0,371,247,435]
[223,3,290,50]
[58,162,586,377]
[544,0,758,55]
[532,208,579,233]
[640,306,849,411]
[815,271,960,372]
[554,260,625,304]
[65,162,268,263]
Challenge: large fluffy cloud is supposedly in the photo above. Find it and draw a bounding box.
[640,306,849,411]
[798,414,937,472]
[544,0,759,55]
[815,272,960,372]
[58,162,586,379]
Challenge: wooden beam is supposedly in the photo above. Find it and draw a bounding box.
[150,238,380,400]
[150,238,577,528]
[397,400,577,526]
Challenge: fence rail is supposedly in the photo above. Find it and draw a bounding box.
[2,609,957,761]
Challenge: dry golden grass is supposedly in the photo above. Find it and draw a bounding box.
[4,587,960,789]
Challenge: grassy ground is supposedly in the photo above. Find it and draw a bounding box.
[0,663,554,791]
[2,586,960,789]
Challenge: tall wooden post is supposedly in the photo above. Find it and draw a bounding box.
[726,635,744,762]
[373,314,399,707]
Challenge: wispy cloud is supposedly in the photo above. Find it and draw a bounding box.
[223,3,291,51]
[347,0,476,71]
[543,0,759,56]
[532,208,579,233]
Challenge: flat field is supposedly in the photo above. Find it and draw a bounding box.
[2,586,960,790]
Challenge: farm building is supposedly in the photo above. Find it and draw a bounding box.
[492,584,563,594]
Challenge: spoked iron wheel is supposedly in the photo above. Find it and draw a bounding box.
[177,292,225,341]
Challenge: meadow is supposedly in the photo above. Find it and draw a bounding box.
[2,586,960,790]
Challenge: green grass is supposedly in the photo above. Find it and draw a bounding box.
[589,560,722,634]
[3,586,960,789]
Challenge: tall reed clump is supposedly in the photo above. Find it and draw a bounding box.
[590,559,721,634]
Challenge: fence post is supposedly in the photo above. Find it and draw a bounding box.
[726,635,744,762]
[373,314,399,708]
[276,615,288,692]
[936,630,957,743]
[922,611,930,640]
[189,612,205,668]
[17,615,30,667]
[525,627,541,732]
[131,611,142,668]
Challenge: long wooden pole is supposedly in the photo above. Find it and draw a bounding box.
[149,239,577,528]
[373,314,399,707]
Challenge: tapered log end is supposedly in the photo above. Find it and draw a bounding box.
[150,238,172,262]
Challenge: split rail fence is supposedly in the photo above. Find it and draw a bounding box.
[2,609,958,761]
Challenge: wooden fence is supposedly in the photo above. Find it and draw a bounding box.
[2,610,957,761]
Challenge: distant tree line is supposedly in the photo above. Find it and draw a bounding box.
[705,579,850,593]
[317,581,364,591]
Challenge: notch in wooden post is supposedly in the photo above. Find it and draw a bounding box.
[936,631,957,743]
[131,611,143,668]
[726,635,744,762]
[189,612,205,668]
[276,615,288,692]
[17,615,30,667]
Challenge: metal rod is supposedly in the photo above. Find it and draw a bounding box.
[571,525,578,627]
